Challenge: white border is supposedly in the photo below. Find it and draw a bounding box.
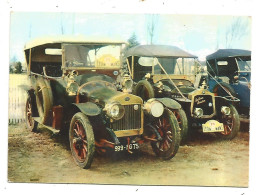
[1,1,259,194]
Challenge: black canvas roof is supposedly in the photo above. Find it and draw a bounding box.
[206,49,251,61]
[125,45,197,58]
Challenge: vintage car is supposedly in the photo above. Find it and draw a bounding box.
[23,36,181,169]
[125,45,240,141]
[206,49,251,120]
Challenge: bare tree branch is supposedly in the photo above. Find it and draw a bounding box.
[147,14,158,44]
[225,17,249,48]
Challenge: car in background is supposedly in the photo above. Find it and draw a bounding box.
[23,36,181,169]
[206,49,251,120]
[125,45,240,141]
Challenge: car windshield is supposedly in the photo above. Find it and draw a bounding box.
[236,58,251,72]
[64,44,121,68]
[138,57,196,75]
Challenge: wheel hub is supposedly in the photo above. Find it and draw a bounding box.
[73,137,84,148]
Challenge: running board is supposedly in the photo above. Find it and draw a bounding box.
[239,117,250,123]
[33,117,60,134]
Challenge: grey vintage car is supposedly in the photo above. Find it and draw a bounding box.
[24,36,181,169]
[125,45,240,142]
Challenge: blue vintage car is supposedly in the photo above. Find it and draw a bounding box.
[206,49,251,119]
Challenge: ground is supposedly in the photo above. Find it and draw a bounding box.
[8,123,249,187]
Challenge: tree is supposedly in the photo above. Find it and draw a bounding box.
[14,61,23,74]
[122,33,140,57]
[127,33,140,48]
[121,33,140,73]
[146,14,158,44]
[60,13,64,35]
[225,17,250,48]
[9,66,14,73]
[9,55,17,74]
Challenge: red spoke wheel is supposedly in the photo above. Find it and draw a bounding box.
[69,112,95,169]
[217,104,240,140]
[25,96,38,132]
[151,109,181,160]
[172,108,188,144]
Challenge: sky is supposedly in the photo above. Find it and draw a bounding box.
[9,12,251,63]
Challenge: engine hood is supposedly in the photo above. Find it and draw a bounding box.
[77,80,143,107]
[159,79,196,95]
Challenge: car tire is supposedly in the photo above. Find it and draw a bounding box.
[133,80,155,101]
[216,104,240,140]
[35,77,53,125]
[25,96,38,132]
[69,112,95,169]
[212,82,237,97]
[172,108,189,144]
[151,109,181,160]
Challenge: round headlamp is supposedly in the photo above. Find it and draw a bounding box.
[194,107,203,117]
[105,103,125,120]
[221,106,231,115]
[144,99,164,118]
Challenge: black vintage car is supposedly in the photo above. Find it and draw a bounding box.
[125,45,240,141]
[206,49,251,120]
[24,36,181,169]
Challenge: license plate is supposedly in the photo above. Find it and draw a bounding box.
[114,143,139,152]
[202,120,224,133]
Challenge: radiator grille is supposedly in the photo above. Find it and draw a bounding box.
[193,95,214,116]
[110,104,142,131]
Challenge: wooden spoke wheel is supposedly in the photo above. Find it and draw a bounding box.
[172,108,188,143]
[25,96,38,132]
[151,109,181,160]
[69,112,95,169]
[217,104,240,140]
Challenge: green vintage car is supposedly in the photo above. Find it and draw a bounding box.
[125,45,241,142]
[24,36,181,169]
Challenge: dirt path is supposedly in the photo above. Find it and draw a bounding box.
[8,123,249,187]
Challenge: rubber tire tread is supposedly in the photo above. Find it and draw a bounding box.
[133,80,155,101]
[25,96,38,132]
[151,109,181,160]
[35,77,53,125]
[174,108,189,144]
[217,104,240,140]
[69,112,95,169]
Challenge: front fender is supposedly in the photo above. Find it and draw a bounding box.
[72,102,101,116]
[155,97,182,110]
[215,96,240,111]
